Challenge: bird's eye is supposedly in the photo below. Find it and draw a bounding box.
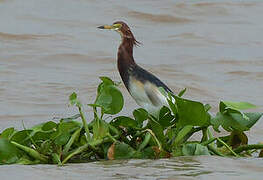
[112,24,122,30]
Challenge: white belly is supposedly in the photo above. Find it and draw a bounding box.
[128,78,169,115]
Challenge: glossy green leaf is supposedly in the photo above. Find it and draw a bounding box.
[149,118,166,148]
[182,143,210,156]
[211,111,262,132]
[167,92,177,116]
[133,108,148,126]
[95,85,124,115]
[158,106,175,128]
[137,132,152,152]
[52,121,81,145]
[111,116,137,128]
[244,112,263,129]
[0,127,15,140]
[220,101,258,112]
[99,76,114,85]
[32,131,52,143]
[54,133,71,145]
[10,130,33,146]
[42,121,57,131]
[0,139,20,164]
[175,96,210,127]
[173,125,193,146]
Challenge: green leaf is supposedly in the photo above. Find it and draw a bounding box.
[111,116,137,128]
[173,125,193,146]
[133,108,148,126]
[0,139,20,164]
[220,101,258,111]
[54,133,71,145]
[69,92,77,106]
[244,112,263,129]
[158,106,175,128]
[99,76,114,85]
[211,111,263,132]
[92,119,109,140]
[137,132,152,151]
[175,96,210,127]
[10,130,33,146]
[11,141,48,163]
[0,127,15,140]
[194,144,210,155]
[32,131,52,142]
[42,121,57,131]
[95,85,124,115]
[94,77,124,115]
[167,92,177,116]
[52,121,81,145]
[211,112,240,132]
[59,114,80,122]
[182,143,196,156]
[149,118,166,148]
[178,88,186,97]
[111,142,136,159]
[69,92,82,108]
[63,128,81,154]
[204,104,212,112]
[182,143,210,156]
[140,147,156,159]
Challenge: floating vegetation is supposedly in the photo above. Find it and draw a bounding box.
[0,77,262,165]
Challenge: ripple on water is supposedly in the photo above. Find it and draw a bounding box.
[0,32,70,41]
[126,10,193,24]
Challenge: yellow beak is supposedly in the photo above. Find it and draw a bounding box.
[97,25,113,30]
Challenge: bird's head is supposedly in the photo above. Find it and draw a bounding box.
[98,21,140,46]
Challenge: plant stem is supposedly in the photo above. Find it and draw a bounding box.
[62,138,109,165]
[207,128,213,139]
[62,143,89,165]
[207,144,225,157]
[108,124,120,137]
[201,128,208,142]
[216,137,239,157]
[138,132,151,152]
[11,141,48,163]
[201,137,216,146]
[182,127,203,143]
[107,133,117,142]
[144,129,163,151]
[232,144,263,154]
[63,128,81,154]
[173,125,193,146]
[78,106,91,141]
[52,153,62,165]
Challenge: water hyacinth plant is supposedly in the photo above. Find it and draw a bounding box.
[0,76,262,165]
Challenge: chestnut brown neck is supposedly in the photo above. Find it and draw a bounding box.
[117,37,137,89]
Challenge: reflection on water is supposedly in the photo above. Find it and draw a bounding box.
[1,157,263,179]
[0,0,263,179]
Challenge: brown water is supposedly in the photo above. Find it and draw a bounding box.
[1,0,263,179]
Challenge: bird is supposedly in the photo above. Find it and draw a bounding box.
[98,21,173,116]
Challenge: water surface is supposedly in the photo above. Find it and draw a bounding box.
[0,0,263,179]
